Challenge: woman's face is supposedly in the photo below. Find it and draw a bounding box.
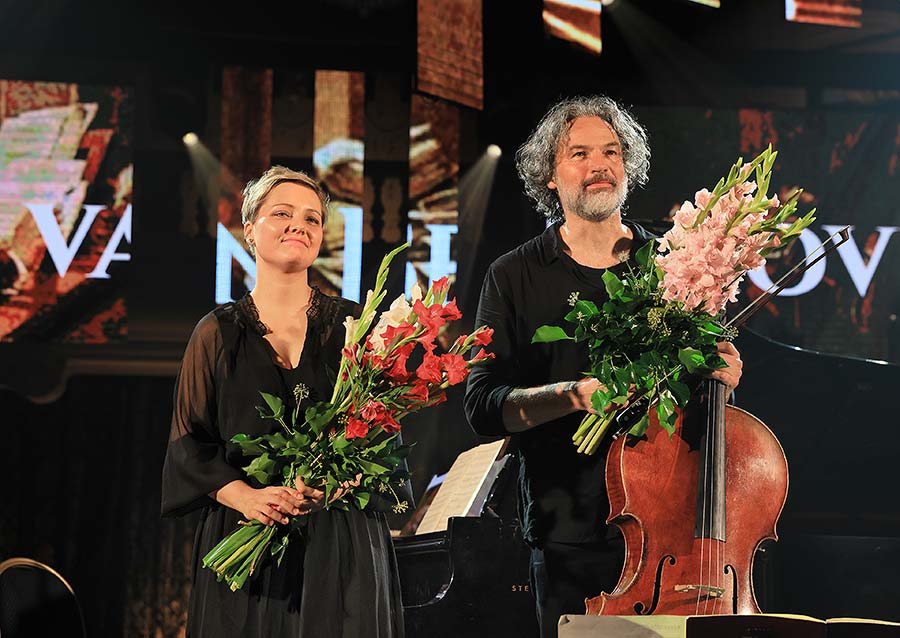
[245,182,324,272]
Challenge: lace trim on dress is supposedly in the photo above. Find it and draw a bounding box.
[235,286,323,336]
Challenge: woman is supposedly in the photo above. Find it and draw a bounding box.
[162,166,406,637]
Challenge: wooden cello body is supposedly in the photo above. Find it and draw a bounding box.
[586,382,788,616]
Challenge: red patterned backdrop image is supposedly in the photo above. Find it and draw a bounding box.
[0,80,132,342]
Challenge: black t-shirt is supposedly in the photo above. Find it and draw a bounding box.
[464,220,658,545]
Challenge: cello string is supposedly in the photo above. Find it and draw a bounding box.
[697,381,712,615]
[704,383,716,615]
[714,383,724,615]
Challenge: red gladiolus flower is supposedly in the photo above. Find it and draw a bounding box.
[426,391,447,407]
[360,400,387,422]
[441,353,470,385]
[413,299,447,329]
[381,322,416,348]
[413,299,447,351]
[405,383,429,403]
[416,351,444,384]
[431,276,450,295]
[346,417,369,439]
[441,298,462,321]
[471,349,496,362]
[385,351,411,382]
[379,411,401,433]
[473,327,494,346]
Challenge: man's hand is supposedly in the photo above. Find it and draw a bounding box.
[706,341,742,393]
[568,378,602,412]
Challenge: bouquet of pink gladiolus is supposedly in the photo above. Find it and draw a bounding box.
[534,146,815,454]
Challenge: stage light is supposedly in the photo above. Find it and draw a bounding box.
[183,132,199,146]
[601,0,616,6]
[486,144,502,158]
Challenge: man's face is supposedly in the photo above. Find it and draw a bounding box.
[548,116,628,222]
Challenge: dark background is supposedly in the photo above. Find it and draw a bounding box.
[1,1,899,636]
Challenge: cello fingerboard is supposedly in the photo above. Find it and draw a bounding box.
[694,379,728,541]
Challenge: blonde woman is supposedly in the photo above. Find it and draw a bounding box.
[162,167,407,637]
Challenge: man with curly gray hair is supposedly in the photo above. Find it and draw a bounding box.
[516,95,650,224]
[465,96,742,638]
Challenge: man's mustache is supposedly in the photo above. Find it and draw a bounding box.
[582,174,618,188]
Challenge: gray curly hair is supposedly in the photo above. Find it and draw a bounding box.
[515,95,650,223]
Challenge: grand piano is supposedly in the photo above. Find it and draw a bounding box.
[392,326,900,633]
[392,454,540,638]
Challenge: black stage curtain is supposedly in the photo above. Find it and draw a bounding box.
[0,375,194,638]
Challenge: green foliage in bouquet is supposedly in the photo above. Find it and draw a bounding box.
[534,241,728,455]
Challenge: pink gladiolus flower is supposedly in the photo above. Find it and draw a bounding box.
[656,176,782,315]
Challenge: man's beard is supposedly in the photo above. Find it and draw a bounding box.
[559,174,628,222]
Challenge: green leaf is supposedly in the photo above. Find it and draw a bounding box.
[357,459,391,476]
[388,443,413,460]
[244,453,278,484]
[628,413,650,438]
[230,433,268,455]
[354,491,371,510]
[602,270,624,298]
[270,532,291,567]
[667,379,691,406]
[365,434,400,457]
[304,403,336,435]
[331,433,353,452]
[635,241,654,269]
[532,325,574,344]
[258,392,285,419]
[656,395,678,437]
[678,347,708,374]
[574,299,599,317]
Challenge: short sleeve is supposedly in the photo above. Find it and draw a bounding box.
[464,261,518,437]
[161,313,243,517]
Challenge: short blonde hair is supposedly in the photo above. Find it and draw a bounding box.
[241,166,330,227]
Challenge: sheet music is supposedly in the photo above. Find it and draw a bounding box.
[415,439,505,535]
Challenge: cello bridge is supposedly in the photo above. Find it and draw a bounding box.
[674,584,725,598]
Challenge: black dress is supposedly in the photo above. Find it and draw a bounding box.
[161,290,406,638]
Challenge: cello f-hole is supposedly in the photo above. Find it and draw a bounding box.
[637,554,677,615]
[724,564,738,614]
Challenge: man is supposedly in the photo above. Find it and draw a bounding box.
[464,96,742,638]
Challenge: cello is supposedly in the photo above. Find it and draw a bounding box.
[585,228,849,617]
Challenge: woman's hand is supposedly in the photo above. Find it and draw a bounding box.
[213,481,306,526]
[294,476,327,514]
[706,341,743,393]
[327,474,363,505]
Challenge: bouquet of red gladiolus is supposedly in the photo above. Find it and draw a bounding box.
[203,243,494,591]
